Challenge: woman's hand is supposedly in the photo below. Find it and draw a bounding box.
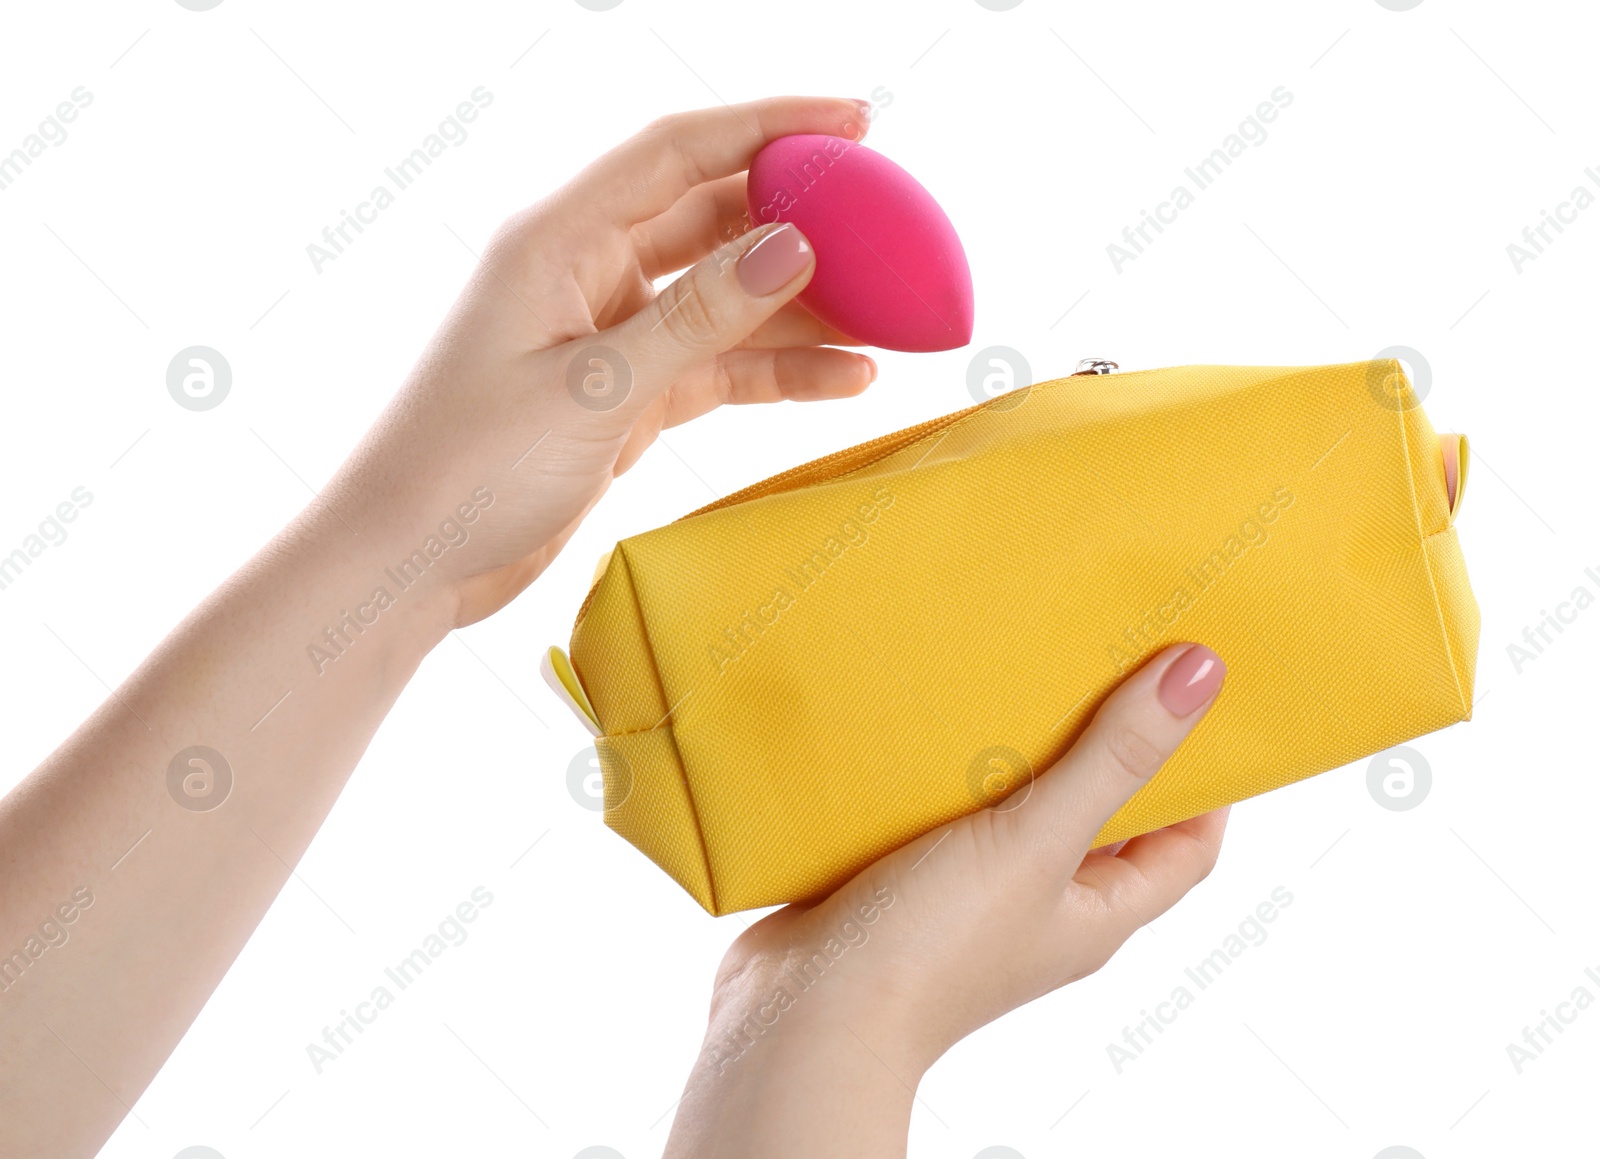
[327,96,877,627]
[0,97,875,1159]
[667,643,1230,1158]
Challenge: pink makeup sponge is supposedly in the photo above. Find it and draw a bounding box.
[747,134,973,353]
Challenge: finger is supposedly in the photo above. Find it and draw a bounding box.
[603,222,817,405]
[633,174,750,280]
[635,186,861,345]
[631,179,859,344]
[1020,643,1228,864]
[609,346,875,475]
[565,97,869,229]
[612,397,668,479]
[665,347,875,425]
[738,303,864,350]
[1070,808,1230,941]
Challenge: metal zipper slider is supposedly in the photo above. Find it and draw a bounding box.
[1072,359,1120,376]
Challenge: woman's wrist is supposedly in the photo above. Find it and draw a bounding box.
[669,956,925,1157]
[285,493,463,671]
[704,952,930,1077]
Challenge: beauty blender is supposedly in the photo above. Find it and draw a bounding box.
[746,134,974,352]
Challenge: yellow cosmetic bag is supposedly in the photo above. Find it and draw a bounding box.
[547,360,1478,916]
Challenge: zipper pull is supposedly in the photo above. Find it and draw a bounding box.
[1072,359,1120,376]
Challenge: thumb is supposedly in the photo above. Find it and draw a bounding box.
[1018,643,1228,862]
[604,222,815,404]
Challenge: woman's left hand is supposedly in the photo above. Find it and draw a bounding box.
[329,96,877,627]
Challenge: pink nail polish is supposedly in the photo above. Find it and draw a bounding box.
[1157,645,1226,717]
[737,223,812,297]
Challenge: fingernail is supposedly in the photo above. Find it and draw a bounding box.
[1157,644,1226,717]
[738,223,812,296]
[863,355,878,383]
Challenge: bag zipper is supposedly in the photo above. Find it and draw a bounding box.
[570,358,1121,630]
[677,358,1120,522]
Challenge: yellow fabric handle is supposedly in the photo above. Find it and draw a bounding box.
[540,645,601,736]
[1449,433,1470,519]
[558,360,1480,916]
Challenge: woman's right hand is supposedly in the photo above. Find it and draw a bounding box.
[667,642,1231,1158]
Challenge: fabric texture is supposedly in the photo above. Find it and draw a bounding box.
[565,360,1480,916]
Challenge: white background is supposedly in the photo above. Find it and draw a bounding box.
[1,1,1596,1156]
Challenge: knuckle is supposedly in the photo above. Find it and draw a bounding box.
[629,220,664,275]
[1189,834,1222,882]
[484,206,548,270]
[494,206,534,241]
[1068,960,1104,985]
[1103,723,1167,783]
[495,201,548,245]
[1072,933,1119,980]
[637,115,700,183]
[668,136,702,188]
[708,233,744,277]
[711,354,738,407]
[658,280,722,348]
[639,113,678,142]
[657,111,690,136]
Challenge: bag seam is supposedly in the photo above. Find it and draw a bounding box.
[1394,381,1471,721]
[608,544,720,914]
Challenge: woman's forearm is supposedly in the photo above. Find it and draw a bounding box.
[0,95,895,1154]
[0,499,453,1155]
